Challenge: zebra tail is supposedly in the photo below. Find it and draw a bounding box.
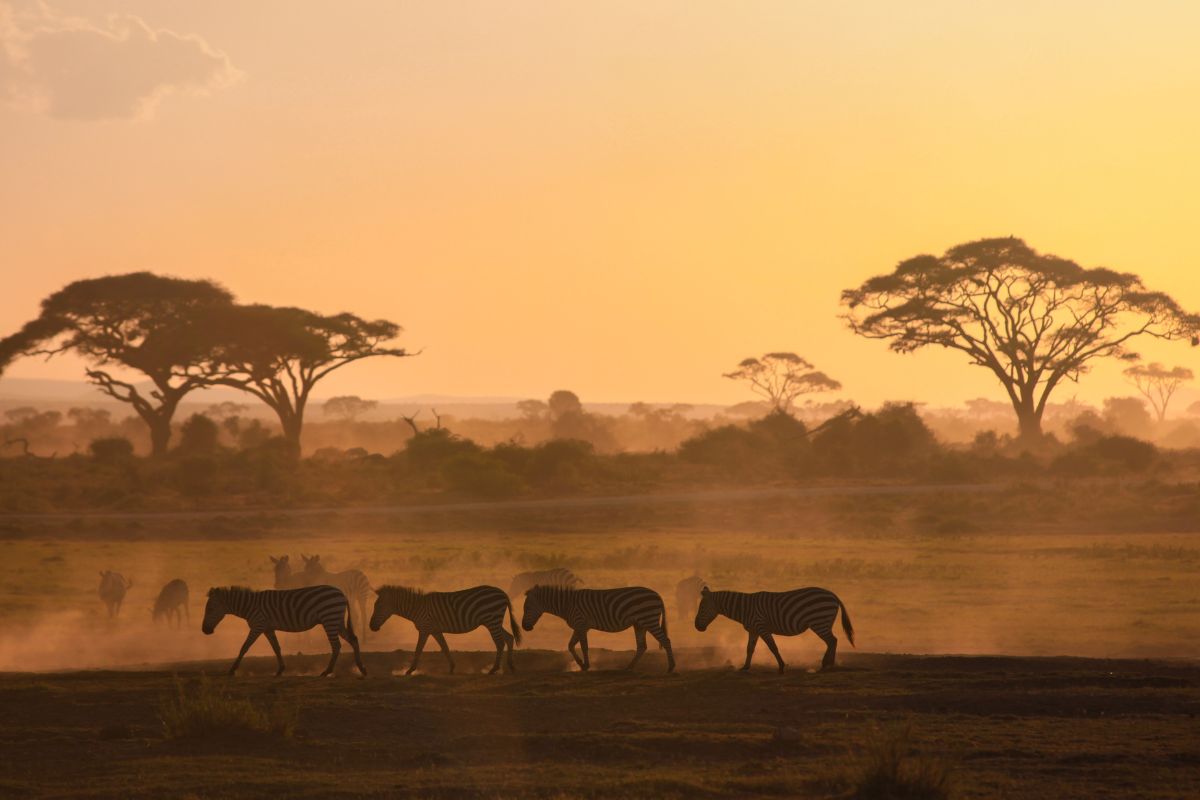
[658,602,669,648]
[507,598,522,647]
[838,596,855,647]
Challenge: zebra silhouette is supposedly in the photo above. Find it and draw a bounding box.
[98,571,132,618]
[694,586,854,672]
[508,567,582,598]
[522,585,674,673]
[300,554,374,640]
[268,555,309,589]
[202,585,366,677]
[370,585,521,675]
[152,579,189,627]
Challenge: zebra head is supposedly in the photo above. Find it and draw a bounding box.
[202,587,230,635]
[370,585,415,631]
[301,554,325,577]
[269,555,291,585]
[694,587,719,631]
[521,586,547,631]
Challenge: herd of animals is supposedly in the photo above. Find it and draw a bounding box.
[97,561,855,677]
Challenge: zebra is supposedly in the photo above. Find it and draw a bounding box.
[508,567,582,598]
[675,575,706,622]
[521,585,674,673]
[202,585,366,677]
[268,555,309,589]
[98,571,132,618]
[370,585,521,675]
[152,579,189,627]
[693,586,854,672]
[300,554,374,640]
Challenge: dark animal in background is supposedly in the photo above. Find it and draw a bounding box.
[370,585,520,675]
[694,586,854,672]
[300,554,374,640]
[202,585,366,677]
[675,575,706,622]
[508,567,582,598]
[152,579,189,627]
[522,585,674,673]
[268,555,309,589]
[98,571,132,618]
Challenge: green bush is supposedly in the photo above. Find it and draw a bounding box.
[159,675,297,740]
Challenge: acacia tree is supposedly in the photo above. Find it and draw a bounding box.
[1124,363,1194,422]
[723,352,841,413]
[206,305,411,455]
[322,395,378,421]
[843,238,1199,439]
[0,273,234,455]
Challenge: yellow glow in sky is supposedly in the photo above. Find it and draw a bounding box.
[2,1,1199,407]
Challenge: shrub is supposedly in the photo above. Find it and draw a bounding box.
[89,436,134,463]
[442,454,524,498]
[177,414,220,455]
[159,676,297,740]
[175,456,219,496]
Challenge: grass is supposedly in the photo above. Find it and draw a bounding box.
[848,725,955,800]
[159,675,298,740]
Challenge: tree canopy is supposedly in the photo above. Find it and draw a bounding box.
[1124,362,1194,422]
[723,352,840,413]
[842,237,1200,438]
[0,272,234,454]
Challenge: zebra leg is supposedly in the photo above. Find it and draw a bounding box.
[504,629,516,674]
[741,631,760,671]
[230,630,262,676]
[816,627,838,670]
[340,621,367,677]
[264,630,285,676]
[486,624,505,674]
[320,627,342,677]
[626,627,648,670]
[567,632,585,669]
[649,625,675,673]
[407,632,429,675]
[432,632,455,674]
[579,630,591,671]
[762,633,786,673]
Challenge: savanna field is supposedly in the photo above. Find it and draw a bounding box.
[0,486,1197,798]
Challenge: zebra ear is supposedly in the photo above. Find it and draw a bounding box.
[701,587,710,595]
[270,556,279,564]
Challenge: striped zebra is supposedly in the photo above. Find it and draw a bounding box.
[694,586,854,672]
[521,585,674,673]
[269,555,309,589]
[300,554,374,640]
[508,567,582,598]
[152,579,189,627]
[675,575,706,622]
[98,571,132,618]
[202,585,366,677]
[370,585,521,675]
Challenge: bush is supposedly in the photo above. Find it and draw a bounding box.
[1052,435,1158,476]
[177,414,220,455]
[159,676,297,740]
[175,456,219,496]
[442,454,524,498]
[89,437,134,463]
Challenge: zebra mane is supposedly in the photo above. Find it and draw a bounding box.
[378,584,424,598]
[527,583,578,596]
[208,585,254,598]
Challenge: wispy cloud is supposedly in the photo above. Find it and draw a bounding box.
[0,1,240,120]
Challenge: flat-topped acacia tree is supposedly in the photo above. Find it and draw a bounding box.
[206,304,411,455]
[0,273,234,455]
[842,237,1199,440]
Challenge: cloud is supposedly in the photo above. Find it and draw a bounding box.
[0,2,240,120]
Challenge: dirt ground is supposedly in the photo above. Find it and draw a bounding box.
[0,650,1197,799]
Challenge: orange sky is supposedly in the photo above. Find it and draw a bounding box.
[2,1,1199,408]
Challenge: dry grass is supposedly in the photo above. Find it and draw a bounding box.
[847,726,955,800]
[159,675,297,740]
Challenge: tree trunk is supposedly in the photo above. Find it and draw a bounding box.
[147,415,172,457]
[1014,392,1043,441]
[279,411,304,459]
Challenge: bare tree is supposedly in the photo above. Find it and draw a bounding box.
[843,237,1199,439]
[723,352,840,413]
[1124,363,1194,422]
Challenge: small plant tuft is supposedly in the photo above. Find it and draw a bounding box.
[159,675,298,740]
[849,725,955,800]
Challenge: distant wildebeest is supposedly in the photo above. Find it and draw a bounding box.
[152,579,189,627]
[300,554,374,639]
[522,585,674,673]
[98,571,132,618]
[508,567,582,598]
[694,586,854,672]
[202,585,366,677]
[675,575,706,622]
[370,585,521,675]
